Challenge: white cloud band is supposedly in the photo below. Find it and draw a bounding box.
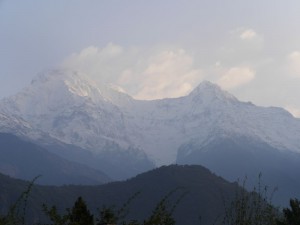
[62,44,203,100]
[217,67,255,89]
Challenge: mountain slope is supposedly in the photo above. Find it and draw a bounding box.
[177,135,300,206]
[1,70,131,149]
[0,165,240,225]
[0,70,154,180]
[0,133,111,185]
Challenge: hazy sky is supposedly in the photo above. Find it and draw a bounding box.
[1,1,300,117]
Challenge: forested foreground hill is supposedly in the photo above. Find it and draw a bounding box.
[0,165,244,225]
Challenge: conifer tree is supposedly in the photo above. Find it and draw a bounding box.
[69,197,94,225]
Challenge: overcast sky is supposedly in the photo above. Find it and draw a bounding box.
[1,0,300,117]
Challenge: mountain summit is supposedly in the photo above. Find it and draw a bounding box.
[15,69,131,113]
[31,69,105,99]
[188,80,237,102]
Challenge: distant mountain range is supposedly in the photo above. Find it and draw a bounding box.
[0,69,300,205]
[0,165,240,225]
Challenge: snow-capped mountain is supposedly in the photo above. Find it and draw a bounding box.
[1,70,131,149]
[0,70,154,180]
[126,80,300,164]
[2,69,300,204]
[2,69,300,165]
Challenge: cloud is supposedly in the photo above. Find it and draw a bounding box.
[218,28,264,67]
[119,49,203,100]
[234,28,263,43]
[62,44,203,100]
[80,44,123,58]
[63,43,124,84]
[217,66,255,90]
[240,29,258,40]
[227,27,263,46]
[285,105,300,118]
[287,51,300,78]
[213,28,261,90]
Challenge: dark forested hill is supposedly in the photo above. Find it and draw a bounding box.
[0,164,241,225]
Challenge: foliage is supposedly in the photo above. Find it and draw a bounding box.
[221,174,279,225]
[95,206,118,225]
[69,197,94,225]
[42,205,69,225]
[95,191,141,225]
[143,199,175,225]
[2,171,300,225]
[43,189,185,225]
[276,198,300,225]
[0,176,39,225]
[43,197,94,225]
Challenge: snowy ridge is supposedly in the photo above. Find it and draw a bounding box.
[189,80,237,102]
[1,70,132,150]
[0,111,44,140]
[1,69,300,165]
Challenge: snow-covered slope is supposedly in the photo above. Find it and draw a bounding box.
[0,70,154,180]
[1,70,132,150]
[0,110,45,141]
[125,81,300,164]
[2,69,300,166]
